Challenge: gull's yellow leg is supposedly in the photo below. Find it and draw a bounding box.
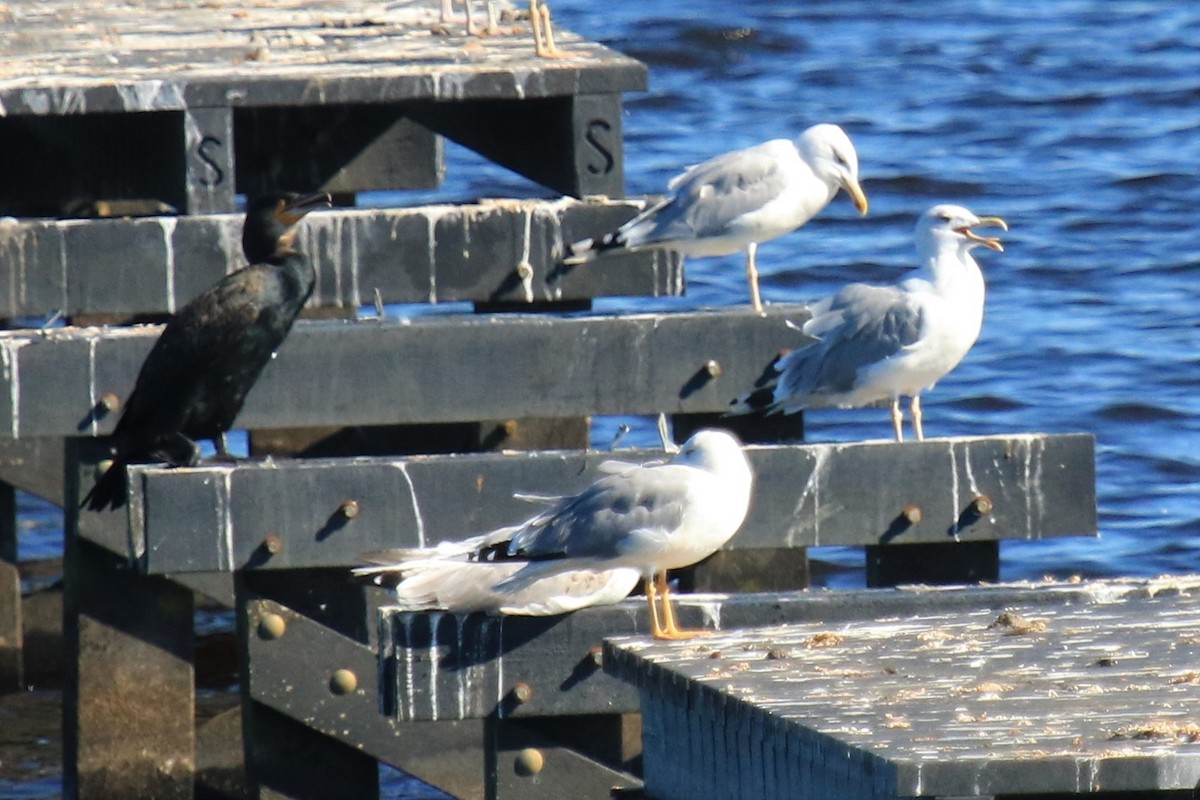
[746,242,764,314]
[644,574,666,638]
[530,0,566,58]
[654,571,712,640]
[911,395,925,442]
[890,397,904,443]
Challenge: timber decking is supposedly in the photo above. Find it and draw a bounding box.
[606,577,1200,800]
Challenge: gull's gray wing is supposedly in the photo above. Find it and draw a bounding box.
[776,283,926,401]
[505,465,693,561]
[633,140,796,244]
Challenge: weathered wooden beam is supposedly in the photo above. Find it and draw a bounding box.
[0,5,647,117]
[237,590,381,800]
[234,108,443,199]
[407,92,627,198]
[3,304,789,439]
[489,717,640,800]
[120,433,1095,573]
[0,436,66,504]
[0,199,680,319]
[378,576,1139,724]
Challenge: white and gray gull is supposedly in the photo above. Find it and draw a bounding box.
[354,429,753,639]
[564,123,869,312]
[729,204,1006,441]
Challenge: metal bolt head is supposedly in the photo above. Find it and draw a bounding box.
[99,392,121,412]
[262,535,283,555]
[330,668,358,695]
[900,504,922,525]
[512,682,533,704]
[514,747,545,776]
[972,494,994,515]
[258,613,286,640]
[703,359,723,378]
[339,499,360,519]
[588,645,603,667]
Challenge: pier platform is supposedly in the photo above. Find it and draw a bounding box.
[606,577,1200,800]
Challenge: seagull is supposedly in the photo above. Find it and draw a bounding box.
[354,429,754,639]
[564,123,869,312]
[729,204,1006,442]
[355,557,642,617]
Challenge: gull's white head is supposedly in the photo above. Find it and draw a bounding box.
[797,123,869,216]
[670,429,751,478]
[916,204,1008,259]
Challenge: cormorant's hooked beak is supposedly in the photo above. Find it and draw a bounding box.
[958,216,1007,252]
[843,177,869,216]
[277,192,332,226]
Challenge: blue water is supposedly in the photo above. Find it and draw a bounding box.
[10,1,1200,796]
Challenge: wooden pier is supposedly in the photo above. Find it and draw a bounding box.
[605,577,1200,800]
[0,2,1122,800]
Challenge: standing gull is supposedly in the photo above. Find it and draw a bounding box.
[355,429,754,639]
[82,192,331,511]
[730,204,1006,441]
[564,123,869,312]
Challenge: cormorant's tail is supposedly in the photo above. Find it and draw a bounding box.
[81,459,128,512]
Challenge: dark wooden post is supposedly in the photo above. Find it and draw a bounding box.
[64,438,197,799]
[236,570,380,800]
[0,481,21,692]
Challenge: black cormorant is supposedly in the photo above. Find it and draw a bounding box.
[82,191,331,511]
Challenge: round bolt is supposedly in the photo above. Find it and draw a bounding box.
[330,668,358,695]
[971,495,994,515]
[95,459,115,480]
[514,747,545,777]
[339,499,360,519]
[703,359,723,378]
[99,392,121,412]
[261,535,283,556]
[258,613,286,640]
[900,504,922,525]
[588,645,604,667]
[512,682,533,704]
[503,419,519,437]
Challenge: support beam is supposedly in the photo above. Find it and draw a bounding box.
[62,537,195,799]
[407,93,627,198]
[0,480,20,691]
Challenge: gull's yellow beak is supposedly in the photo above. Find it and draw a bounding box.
[844,177,869,216]
[959,216,1007,252]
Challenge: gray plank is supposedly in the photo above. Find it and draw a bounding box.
[376,577,1171,724]
[606,576,1200,799]
[2,304,792,438]
[123,433,1095,573]
[0,199,681,318]
[0,0,646,117]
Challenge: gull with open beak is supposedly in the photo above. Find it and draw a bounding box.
[730,204,1006,441]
